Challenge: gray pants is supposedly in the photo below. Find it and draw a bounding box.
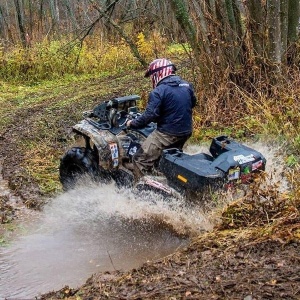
[132,129,190,178]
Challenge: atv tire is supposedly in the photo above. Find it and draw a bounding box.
[59,147,100,190]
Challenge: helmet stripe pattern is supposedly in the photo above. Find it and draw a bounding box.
[147,58,175,88]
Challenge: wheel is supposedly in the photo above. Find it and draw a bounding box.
[59,147,100,190]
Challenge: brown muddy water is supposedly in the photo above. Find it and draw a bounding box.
[0,183,210,299]
[0,142,285,299]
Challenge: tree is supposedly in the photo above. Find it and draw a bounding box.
[0,0,299,82]
[247,0,265,60]
[287,0,300,43]
[0,3,14,42]
[14,0,27,47]
[267,0,282,64]
[88,0,148,67]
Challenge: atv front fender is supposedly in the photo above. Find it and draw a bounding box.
[73,119,119,170]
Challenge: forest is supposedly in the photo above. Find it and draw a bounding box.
[0,0,300,299]
[1,0,300,129]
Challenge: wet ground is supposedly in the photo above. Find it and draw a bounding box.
[0,171,211,298]
[0,180,200,298]
[44,234,299,300]
[0,74,299,299]
[0,202,188,298]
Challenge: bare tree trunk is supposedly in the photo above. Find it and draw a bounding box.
[104,0,116,41]
[287,0,300,43]
[232,0,244,64]
[280,0,289,62]
[49,0,60,35]
[90,0,148,67]
[225,0,236,31]
[247,0,265,59]
[168,0,203,67]
[62,0,79,31]
[0,4,14,42]
[0,5,4,39]
[14,0,27,47]
[169,0,200,52]
[28,0,33,37]
[208,0,216,15]
[220,0,244,65]
[38,0,44,36]
[267,0,282,64]
[191,0,211,54]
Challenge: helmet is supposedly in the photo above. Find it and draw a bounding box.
[144,58,176,88]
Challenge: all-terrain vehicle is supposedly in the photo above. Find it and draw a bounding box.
[59,95,266,198]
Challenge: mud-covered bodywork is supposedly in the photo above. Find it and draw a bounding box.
[73,120,119,170]
[59,95,266,196]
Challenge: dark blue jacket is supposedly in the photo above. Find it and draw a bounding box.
[130,75,197,136]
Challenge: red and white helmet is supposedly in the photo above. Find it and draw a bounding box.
[144,58,177,88]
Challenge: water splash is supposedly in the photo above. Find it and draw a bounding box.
[43,181,212,236]
[246,140,288,189]
[1,182,197,299]
[0,140,287,299]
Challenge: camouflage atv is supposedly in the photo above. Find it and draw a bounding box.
[59,95,266,198]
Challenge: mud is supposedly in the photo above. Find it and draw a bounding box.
[0,74,299,300]
[41,236,300,300]
[0,195,188,299]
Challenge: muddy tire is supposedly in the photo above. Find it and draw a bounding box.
[59,147,100,190]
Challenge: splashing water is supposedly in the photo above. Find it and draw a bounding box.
[0,181,211,299]
[46,182,213,234]
[246,140,288,189]
[0,141,287,299]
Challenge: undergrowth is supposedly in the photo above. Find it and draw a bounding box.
[217,167,300,243]
[0,32,170,83]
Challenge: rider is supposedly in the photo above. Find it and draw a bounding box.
[126,58,197,179]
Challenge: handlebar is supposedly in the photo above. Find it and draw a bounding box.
[118,111,141,128]
[83,104,142,130]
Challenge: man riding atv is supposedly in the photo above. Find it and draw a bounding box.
[126,58,197,179]
[59,59,266,197]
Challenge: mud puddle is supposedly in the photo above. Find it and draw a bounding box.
[0,182,211,299]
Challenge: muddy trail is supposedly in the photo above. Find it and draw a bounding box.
[0,73,299,299]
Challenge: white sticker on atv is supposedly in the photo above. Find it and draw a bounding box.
[109,143,119,167]
[233,154,255,164]
[113,159,119,167]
